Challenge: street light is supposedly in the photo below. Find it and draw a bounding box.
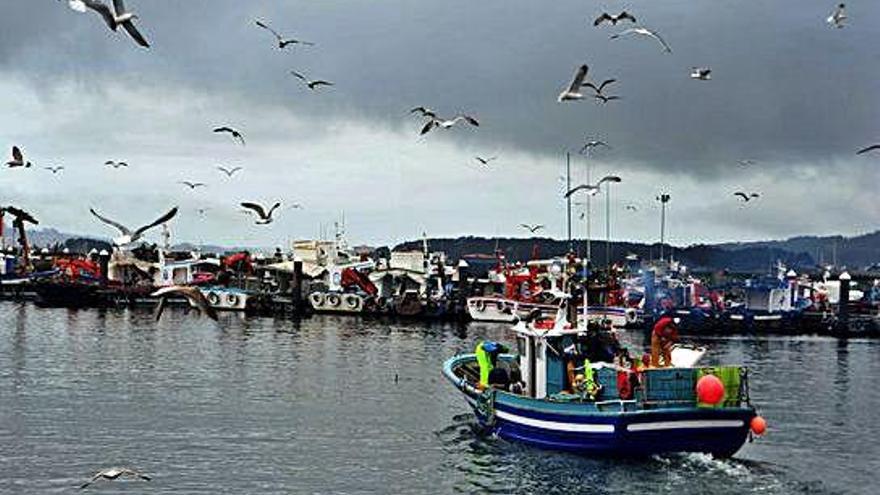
[656,193,671,261]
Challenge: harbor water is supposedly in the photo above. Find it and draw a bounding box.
[1,301,878,494]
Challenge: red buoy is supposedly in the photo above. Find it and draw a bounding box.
[696,374,725,405]
[750,416,767,435]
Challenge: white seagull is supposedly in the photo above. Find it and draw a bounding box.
[290,71,334,90]
[152,285,219,321]
[420,114,479,135]
[558,64,590,102]
[255,20,315,49]
[6,146,32,168]
[81,0,150,48]
[213,126,245,146]
[691,67,712,80]
[89,206,178,246]
[593,11,637,27]
[80,467,151,489]
[474,155,498,165]
[45,166,65,174]
[564,184,601,198]
[241,202,281,225]
[610,27,672,53]
[179,181,206,190]
[734,192,760,202]
[217,165,243,177]
[580,139,610,154]
[827,4,847,28]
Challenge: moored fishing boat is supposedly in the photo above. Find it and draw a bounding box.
[442,305,765,457]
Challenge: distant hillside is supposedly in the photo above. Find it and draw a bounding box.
[718,231,880,268]
[395,236,815,273]
[11,225,880,272]
[2,226,75,248]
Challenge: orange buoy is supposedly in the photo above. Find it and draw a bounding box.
[696,374,725,405]
[750,415,767,435]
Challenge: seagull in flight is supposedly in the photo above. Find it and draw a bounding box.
[6,146,32,168]
[241,202,281,225]
[474,155,497,166]
[290,71,334,90]
[856,144,880,155]
[89,206,178,246]
[610,27,672,53]
[80,467,151,489]
[734,192,760,202]
[558,64,590,102]
[580,139,610,155]
[152,285,219,321]
[179,181,206,190]
[410,106,437,119]
[420,114,479,135]
[564,184,601,198]
[593,94,622,104]
[105,160,128,168]
[217,165,243,177]
[213,126,245,146]
[196,207,210,217]
[81,0,150,48]
[44,166,64,174]
[583,78,617,96]
[625,204,639,211]
[738,159,756,166]
[827,4,847,28]
[520,224,544,233]
[593,11,637,27]
[255,20,314,49]
[691,67,712,80]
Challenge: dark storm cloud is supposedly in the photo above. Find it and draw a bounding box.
[1,1,879,245]
[3,0,878,179]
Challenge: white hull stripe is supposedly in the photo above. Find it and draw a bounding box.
[495,410,615,433]
[626,420,745,432]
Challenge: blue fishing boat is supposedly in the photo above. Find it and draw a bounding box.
[442,307,765,457]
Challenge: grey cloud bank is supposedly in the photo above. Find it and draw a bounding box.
[1,1,878,247]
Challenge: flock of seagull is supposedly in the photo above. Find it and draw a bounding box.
[7,3,337,243]
[23,1,880,239]
[4,1,875,489]
[549,4,880,213]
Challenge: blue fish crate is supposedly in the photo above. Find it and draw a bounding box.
[595,367,619,401]
[642,368,696,404]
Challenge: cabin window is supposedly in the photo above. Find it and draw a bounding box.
[516,336,526,357]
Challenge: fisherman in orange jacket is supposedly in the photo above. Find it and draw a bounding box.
[651,311,679,368]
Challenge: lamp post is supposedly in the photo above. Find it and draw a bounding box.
[656,193,671,261]
[596,175,622,270]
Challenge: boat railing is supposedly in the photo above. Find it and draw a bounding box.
[444,353,752,409]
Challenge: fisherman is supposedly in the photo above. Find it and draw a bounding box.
[651,310,679,368]
[475,340,508,389]
[574,358,601,400]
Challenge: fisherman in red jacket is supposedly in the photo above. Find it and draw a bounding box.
[651,311,679,368]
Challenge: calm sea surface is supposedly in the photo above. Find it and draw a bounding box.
[1,301,878,494]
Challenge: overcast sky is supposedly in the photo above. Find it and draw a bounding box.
[1,1,879,248]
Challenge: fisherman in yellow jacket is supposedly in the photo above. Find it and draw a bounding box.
[475,340,509,389]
